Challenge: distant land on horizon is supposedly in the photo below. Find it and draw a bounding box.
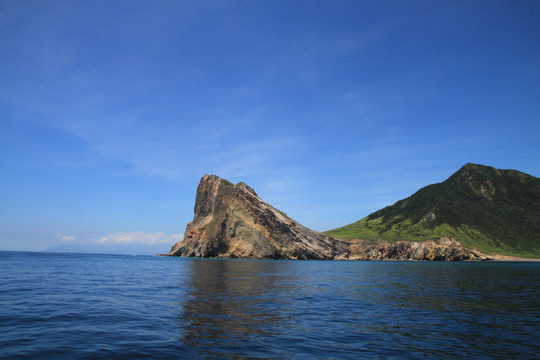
[46,242,172,256]
[325,163,540,258]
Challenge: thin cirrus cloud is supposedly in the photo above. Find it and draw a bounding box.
[94,231,182,245]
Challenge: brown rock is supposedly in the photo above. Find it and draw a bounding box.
[167,175,348,259]
[347,237,490,261]
[167,175,491,261]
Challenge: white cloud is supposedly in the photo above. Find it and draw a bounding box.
[94,231,183,245]
[57,233,75,242]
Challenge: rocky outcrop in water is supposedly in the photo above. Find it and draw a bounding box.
[347,237,489,261]
[167,175,490,260]
[168,175,349,259]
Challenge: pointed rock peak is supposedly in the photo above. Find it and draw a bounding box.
[193,174,233,220]
[200,174,233,187]
[198,175,259,198]
[169,174,349,259]
[169,173,493,260]
[235,182,258,197]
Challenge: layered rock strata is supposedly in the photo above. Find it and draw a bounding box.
[168,175,349,259]
[167,175,489,261]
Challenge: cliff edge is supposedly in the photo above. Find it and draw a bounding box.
[167,175,488,261]
[167,175,348,259]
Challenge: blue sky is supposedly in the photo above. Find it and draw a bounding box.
[1,0,539,254]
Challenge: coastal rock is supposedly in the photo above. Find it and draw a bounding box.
[167,175,491,261]
[167,175,349,259]
[347,237,490,261]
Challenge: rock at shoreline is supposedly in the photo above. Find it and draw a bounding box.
[167,175,489,261]
[348,237,490,261]
[167,175,348,259]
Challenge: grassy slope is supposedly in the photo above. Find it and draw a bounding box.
[325,163,540,257]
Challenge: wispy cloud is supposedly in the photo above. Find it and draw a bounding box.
[94,232,182,245]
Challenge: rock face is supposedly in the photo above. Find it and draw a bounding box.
[347,237,489,261]
[167,175,489,261]
[168,175,349,259]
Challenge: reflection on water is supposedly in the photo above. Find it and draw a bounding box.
[174,260,540,359]
[0,253,538,359]
[178,259,297,358]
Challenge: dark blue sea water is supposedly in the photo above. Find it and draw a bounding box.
[0,251,538,359]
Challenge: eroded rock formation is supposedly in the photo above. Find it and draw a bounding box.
[168,175,349,259]
[347,237,489,261]
[167,175,490,261]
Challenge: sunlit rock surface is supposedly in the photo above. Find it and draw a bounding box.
[167,175,490,261]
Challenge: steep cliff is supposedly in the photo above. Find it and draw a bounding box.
[168,175,349,259]
[167,175,487,260]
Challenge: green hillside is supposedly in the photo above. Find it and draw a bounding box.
[326,163,540,257]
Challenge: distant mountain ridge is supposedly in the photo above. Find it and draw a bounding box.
[325,163,540,257]
[47,242,170,256]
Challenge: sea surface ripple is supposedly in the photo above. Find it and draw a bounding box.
[0,251,538,359]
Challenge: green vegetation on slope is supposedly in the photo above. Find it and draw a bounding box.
[221,179,236,188]
[325,163,540,257]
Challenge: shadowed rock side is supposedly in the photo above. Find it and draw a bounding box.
[167,175,489,261]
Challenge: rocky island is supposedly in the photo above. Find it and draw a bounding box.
[167,174,349,259]
[327,163,540,258]
[166,172,493,260]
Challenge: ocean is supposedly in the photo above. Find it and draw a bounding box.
[0,251,538,359]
